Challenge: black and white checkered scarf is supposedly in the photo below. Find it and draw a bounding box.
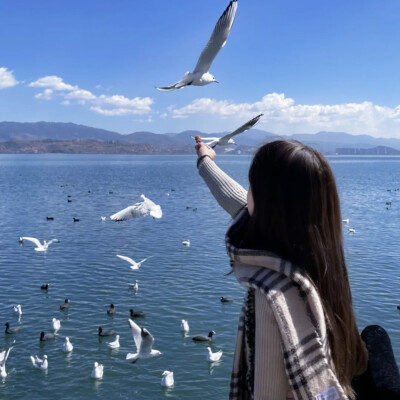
[226,208,348,400]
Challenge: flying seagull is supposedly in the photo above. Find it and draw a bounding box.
[156,0,238,91]
[110,194,162,221]
[19,237,59,252]
[0,340,15,378]
[195,113,263,148]
[126,319,161,362]
[116,255,153,270]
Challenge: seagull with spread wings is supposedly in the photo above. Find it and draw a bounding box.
[116,255,153,270]
[195,114,263,148]
[126,319,161,363]
[110,194,162,221]
[19,237,59,252]
[156,0,238,91]
[0,340,15,378]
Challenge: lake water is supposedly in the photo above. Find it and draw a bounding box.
[0,154,399,399]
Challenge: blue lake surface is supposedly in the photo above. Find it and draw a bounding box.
[0,154,399,399]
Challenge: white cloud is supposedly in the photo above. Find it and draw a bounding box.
[29,76,76,91]
[0,67,18,89]
[29,75,153,116]
[35,89,53,100]
[168,93,400,138]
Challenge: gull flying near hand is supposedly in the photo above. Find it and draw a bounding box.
[126,319,161,362]
[156,0,238,91]
[19,237,59,252]
[0,340,15,378]
[197,114,263,148]
[117,255,153,270]
[110,194,162,221]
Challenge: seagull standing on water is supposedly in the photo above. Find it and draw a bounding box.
[181,320,189,333]
[117,255,153,270]
[195,114,263,148]
[156,0,238,91]
[19,237,59,252]
[52,318,61,333]
[107,335,120,349]
[126,319,161,362]
[0,340,15,378]
[110,194,162,221]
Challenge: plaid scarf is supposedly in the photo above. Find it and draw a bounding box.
[227,208,348,400]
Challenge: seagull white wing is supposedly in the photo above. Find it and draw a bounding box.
[202,137,220,147]
[137,256,153,267]
[47,239,59,246]
[141,195,162,219]
[128,319,142,352]
[20,237,42,247]
[116,254,137,265]
[0,341,13,366]
[140,328,155,355]
[193,0,238,74]
[212,113,263,147]
[110,202,147,221]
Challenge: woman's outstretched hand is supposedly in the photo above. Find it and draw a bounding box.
[195,140,216,167]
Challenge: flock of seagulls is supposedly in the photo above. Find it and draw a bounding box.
[2,0,251,390]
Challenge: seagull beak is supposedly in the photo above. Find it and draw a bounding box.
[214,80,219,84]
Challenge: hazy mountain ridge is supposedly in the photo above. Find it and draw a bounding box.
[1,121,400,153]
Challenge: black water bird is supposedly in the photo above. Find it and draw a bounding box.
[5,322,20,334]
[130,308,145,318]
[192,331,215,342]
[107,304,116,315]
[98,326,116,337]
[60,298,70,310]
[40,331,55,341]
[221,296,234,303]
[41,283,49,290]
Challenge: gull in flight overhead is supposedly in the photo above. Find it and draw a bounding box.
[126,319,161,362]
[156,0,238,91]
[117,255,153,270]
[110,194,162,221]
[194,114,263,148]
[19,237,59,252]
[0,340,15,378]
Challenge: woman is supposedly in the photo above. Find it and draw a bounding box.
[196,139,368,400]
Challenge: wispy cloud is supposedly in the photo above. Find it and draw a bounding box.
[168,93,400,137]
[29,75,153,116]
[0,67,19,89]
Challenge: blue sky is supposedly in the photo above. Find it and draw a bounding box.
[1,0,400,138]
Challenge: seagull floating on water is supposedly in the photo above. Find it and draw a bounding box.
[182,240,190,247]
[107,334,120,349]
[117,255,153,270]
[52,318,61,332]
[161,370,174,387]
[342,218,350,224]
[126,319,161,362]
[110,194,162,221]
[91,362,104,379]
[349,228,356,233]
[207,347,223,362]
[156,0,238,91]
[19,237,59,252]
[128,280,139,291]
[0,340,15,378]
[181,319,189,333]
[30,355,48,370]
[13,304,22,316]
[196,114,263,148]
[62,337,73,353]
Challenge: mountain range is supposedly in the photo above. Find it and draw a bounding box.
[1,121,400,154]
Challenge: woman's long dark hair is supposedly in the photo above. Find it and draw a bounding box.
[245,140,367,397]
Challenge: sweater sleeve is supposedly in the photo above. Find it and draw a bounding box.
[198,157,247,218]
[254,291,291,400]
